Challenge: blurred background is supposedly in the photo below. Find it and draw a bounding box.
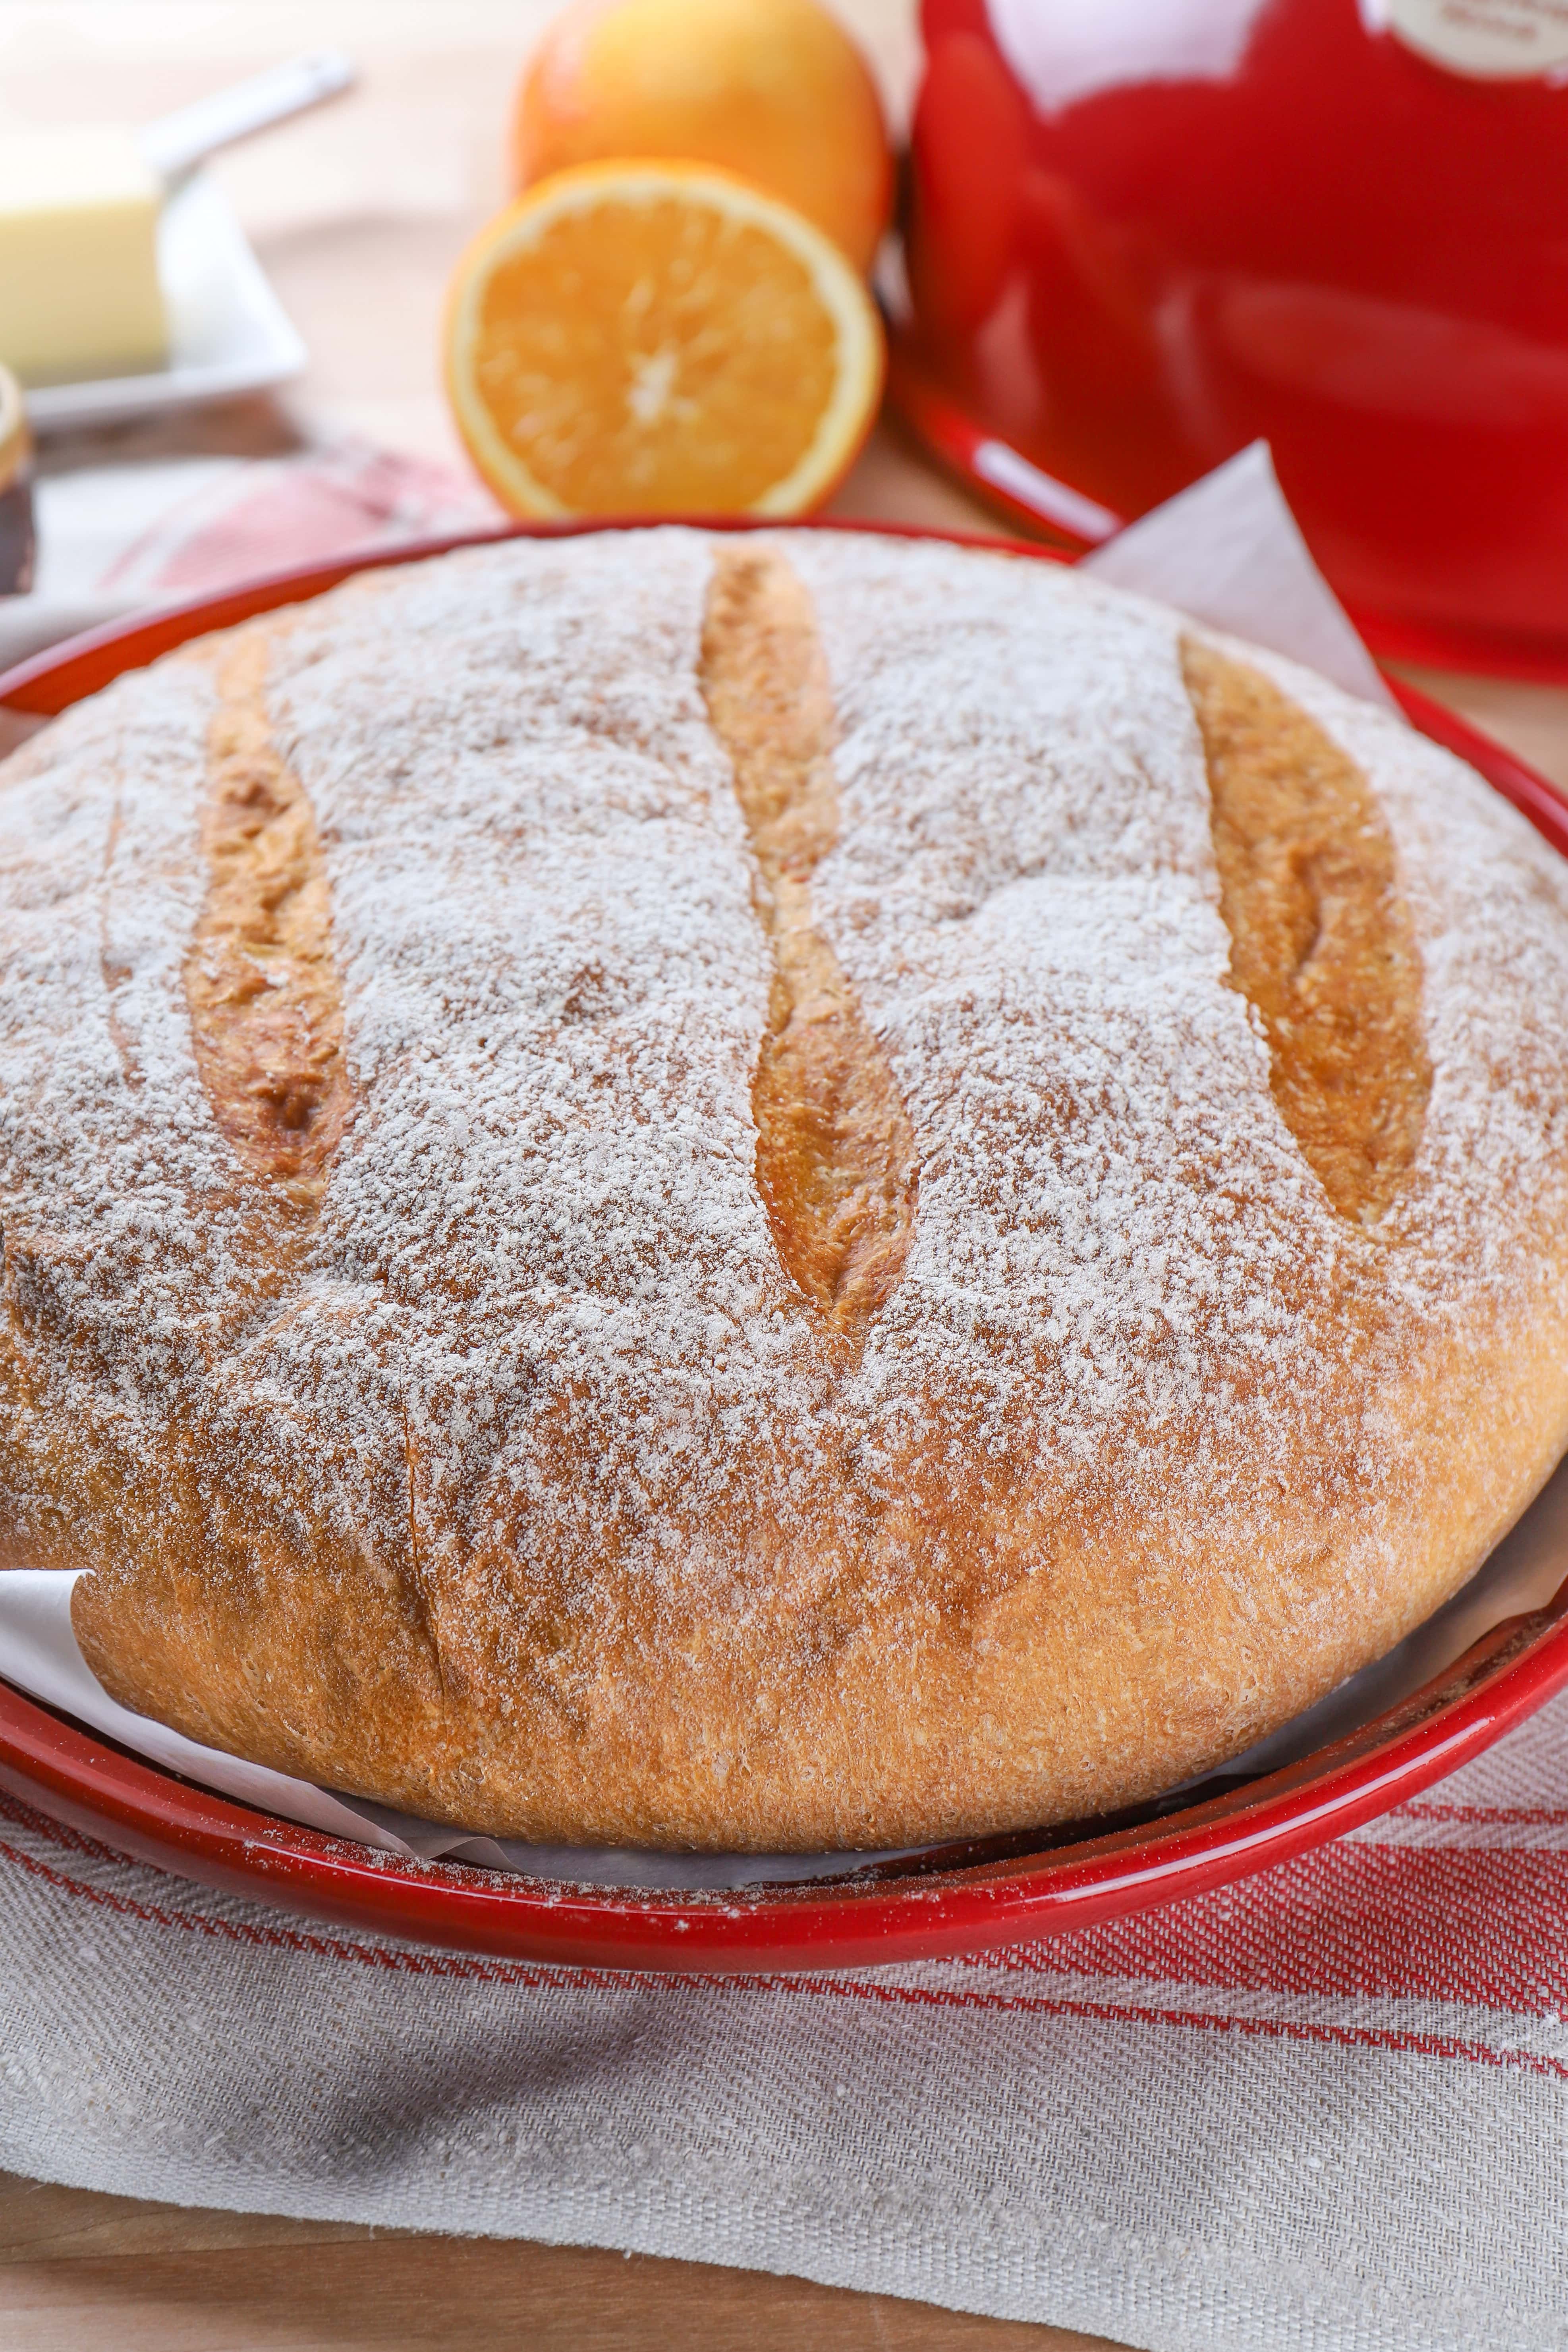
[0,3,946,538]
[7,0,1568,769]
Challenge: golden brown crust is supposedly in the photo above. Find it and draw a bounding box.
[700,545,917,1331]
[185,633,348,1201]
[4,528,1566,1852]
[1182,637,1432,1226]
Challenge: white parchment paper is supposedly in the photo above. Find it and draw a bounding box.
[4,443,1536,1889]
[1081,439,1400,711]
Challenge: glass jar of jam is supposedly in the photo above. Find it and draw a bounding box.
[0,367,36,598]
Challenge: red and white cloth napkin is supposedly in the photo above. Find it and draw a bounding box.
[2,1689,1565,2350]
[0,431,501,675]
[2,440,1566,2348]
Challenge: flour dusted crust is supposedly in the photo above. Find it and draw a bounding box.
[5,527,1568,1851]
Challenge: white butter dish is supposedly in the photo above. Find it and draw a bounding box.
[22,166,306,432]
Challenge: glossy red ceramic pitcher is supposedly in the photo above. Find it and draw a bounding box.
[900,0,1568,668]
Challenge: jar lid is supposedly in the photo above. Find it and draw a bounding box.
[0,367,31,493]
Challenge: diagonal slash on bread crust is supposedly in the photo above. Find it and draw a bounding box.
[184,634,349,1204]
[701,544,918,1333]
[1183,637,1432,1226]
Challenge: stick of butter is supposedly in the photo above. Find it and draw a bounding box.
[0,127,168,384]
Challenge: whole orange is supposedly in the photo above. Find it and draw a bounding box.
[510,0,892,274]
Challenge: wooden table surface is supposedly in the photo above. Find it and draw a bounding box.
[0,2165,1127,2351]
[2,5,1566,2344]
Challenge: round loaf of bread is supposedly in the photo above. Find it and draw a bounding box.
[4,526,1568,1851]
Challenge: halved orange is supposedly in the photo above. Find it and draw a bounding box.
[443,160,885,519]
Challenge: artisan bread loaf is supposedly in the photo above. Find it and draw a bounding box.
[3,527,1567,1850]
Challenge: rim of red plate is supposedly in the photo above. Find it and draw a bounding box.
[882,340,1568,686]
[4,512,1568,1974]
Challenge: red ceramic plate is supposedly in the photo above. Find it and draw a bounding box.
[3,517,1568,1974]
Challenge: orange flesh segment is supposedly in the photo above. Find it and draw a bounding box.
[473,199,839,513]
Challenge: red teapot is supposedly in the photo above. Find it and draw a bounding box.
[899,0,1568,669]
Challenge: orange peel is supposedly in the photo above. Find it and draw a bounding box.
[444,160,884,519]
